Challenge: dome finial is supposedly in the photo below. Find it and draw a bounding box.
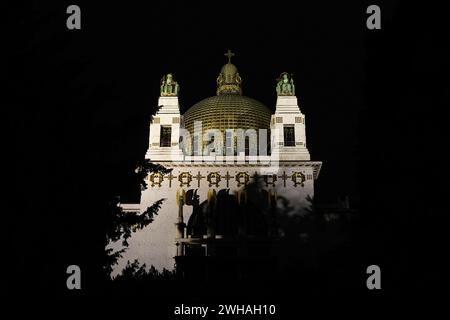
[224,49,235,64]
[216,50,242,95]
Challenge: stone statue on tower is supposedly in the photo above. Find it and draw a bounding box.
[276,72,295,96]
[160,73,180,96]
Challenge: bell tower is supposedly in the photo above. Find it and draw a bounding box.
[146,73,184,162]
[270,73,311,161]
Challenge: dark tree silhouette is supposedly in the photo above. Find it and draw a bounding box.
[103,159,172,278]
[113,259,177,282]
[100,103,175,278]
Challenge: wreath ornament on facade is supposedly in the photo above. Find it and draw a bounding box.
[292,172,306,187]
[235,172,250,187]
[178,172,193,187]
[264,174,277,187]
[207,172,221,187]
[149,172,164,187]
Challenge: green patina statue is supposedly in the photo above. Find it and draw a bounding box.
[276,72,295,96]
[160,73,180,96]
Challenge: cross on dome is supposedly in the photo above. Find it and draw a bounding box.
[224,49,235,64]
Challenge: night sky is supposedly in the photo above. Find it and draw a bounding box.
[19,1,381,204]
[9,0,449,301]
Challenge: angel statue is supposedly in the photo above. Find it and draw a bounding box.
[160,73,180,96]
[276,72,295,96]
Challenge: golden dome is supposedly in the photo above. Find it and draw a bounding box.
[221,63,238,75]
[183,94,272,135]
[183,50,271,148]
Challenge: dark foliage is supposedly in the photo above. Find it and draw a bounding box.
[106,198,165,246]
[113,259,178,282]
[103,158,172,278]
[135,159,172,191]
[103,197,165,277]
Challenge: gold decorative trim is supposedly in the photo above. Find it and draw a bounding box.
[194,171,205,187]
[264,174,277,187]
[149,172,164,187]
[292,172,306,187]
[278,171,288,187]
[178,172,193,187]
[151,161,323,180]
[166,172,176,187]
[207,172,221,187]
[235,172,250,187]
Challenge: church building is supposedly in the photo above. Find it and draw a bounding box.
[114,51,322,275]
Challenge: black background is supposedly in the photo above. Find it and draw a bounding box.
[8,0,449,310]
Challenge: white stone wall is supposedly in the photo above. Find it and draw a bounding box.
[111,164,318,275]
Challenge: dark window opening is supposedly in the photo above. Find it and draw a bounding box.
[283,125,295,147]
[160,126,172,147]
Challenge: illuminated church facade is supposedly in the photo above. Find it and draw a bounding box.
[114,51,322,274]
